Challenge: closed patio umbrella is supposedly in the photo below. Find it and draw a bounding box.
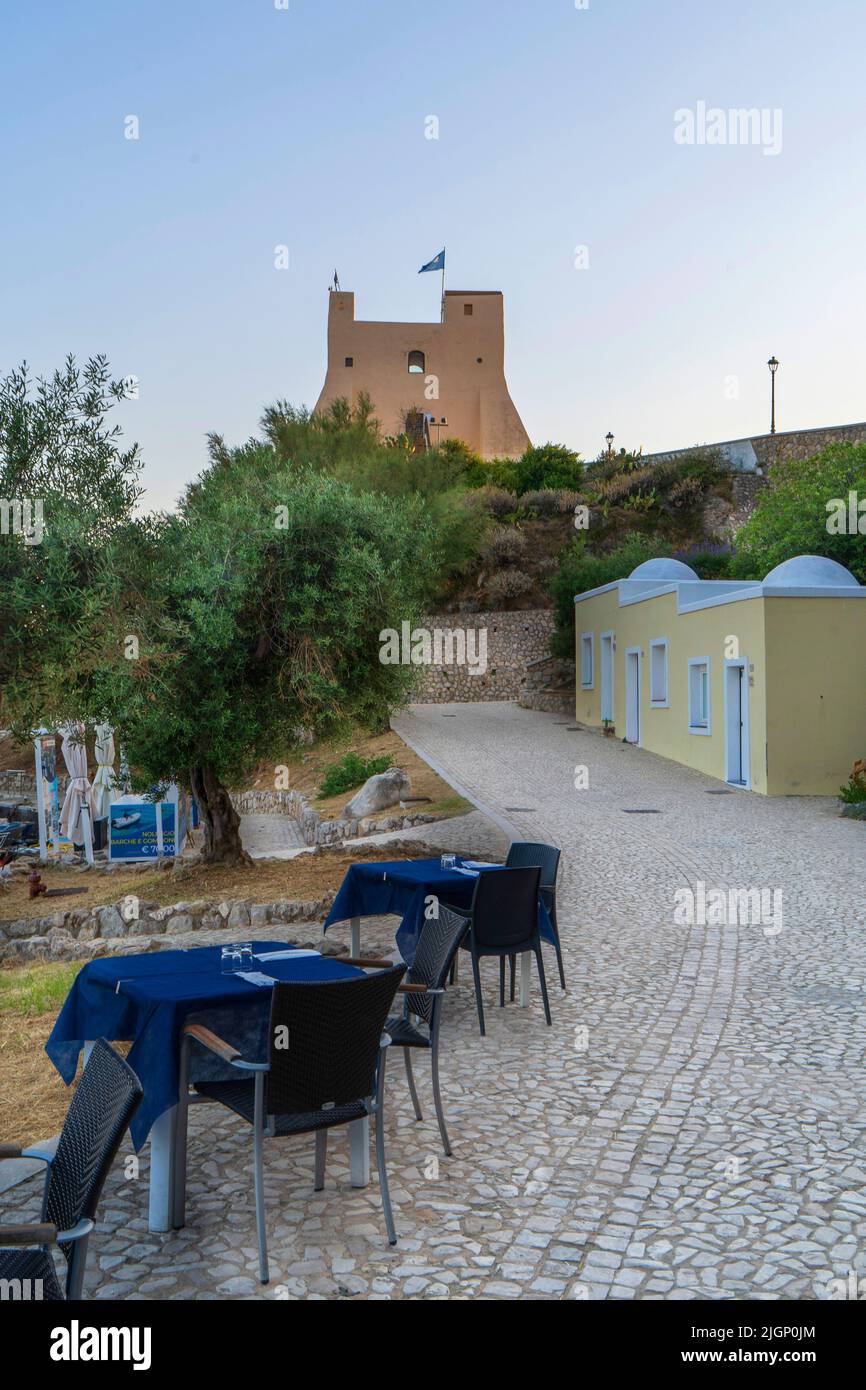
[92,723,116,820]
[59,723,94,847]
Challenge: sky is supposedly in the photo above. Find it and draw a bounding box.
[2,0,865,511]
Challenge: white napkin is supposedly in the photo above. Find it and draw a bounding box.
[453,866,479,877]
[463,861,498,869]
[254,949,321,961]
[237,971,276,987]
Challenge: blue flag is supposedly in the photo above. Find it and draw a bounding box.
[419,249,445,273]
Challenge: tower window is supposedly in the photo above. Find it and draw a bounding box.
[464,303,473,316]
[408,350,425,374]
[344,356,353,367]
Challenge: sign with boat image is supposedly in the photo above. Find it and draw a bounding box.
[108,783,188,861]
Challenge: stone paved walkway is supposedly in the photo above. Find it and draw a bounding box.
[6,702,866,1300]
[240,813,306,858]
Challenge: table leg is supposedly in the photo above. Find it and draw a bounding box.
[349,1116,370,1187]
[147,1105,177,1233]
[519,953,531,1007]
[350,916,361,957]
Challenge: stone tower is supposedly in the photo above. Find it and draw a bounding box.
[314,289,530,459]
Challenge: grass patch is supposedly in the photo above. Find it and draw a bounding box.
[318,750,393,798]
[0,960,85,1144]
[0,961,82,1017]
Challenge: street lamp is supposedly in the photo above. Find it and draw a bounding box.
[605,431,614,457]
[767,357,779,435]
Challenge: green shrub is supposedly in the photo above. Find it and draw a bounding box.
[514,443,584,493]
[839,771,866,804]
[475,457,522,493]
[548,534,660,658]
[679,545,734,579]
[584,448,725,516]
[319,751,394,799]
[732,441,866,583]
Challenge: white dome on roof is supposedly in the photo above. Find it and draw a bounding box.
[763,555,859,588]
[627,557,699,582]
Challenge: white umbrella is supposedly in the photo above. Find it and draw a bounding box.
[59,723,94,843]
[92,723,116,820]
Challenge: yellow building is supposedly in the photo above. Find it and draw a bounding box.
[573,555,866,795]
[315,289,530,459]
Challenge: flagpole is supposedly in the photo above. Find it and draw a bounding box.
[441,246,446,323]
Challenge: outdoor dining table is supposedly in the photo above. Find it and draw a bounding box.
[323,855,555,1005]
[45,942,365,1233]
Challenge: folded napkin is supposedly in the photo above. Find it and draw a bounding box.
[463,861,498,869]
[453,866,479,877]
[254,949,321,961]
[237,971,276,987]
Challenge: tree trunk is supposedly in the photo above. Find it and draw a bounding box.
[190,765,252,866]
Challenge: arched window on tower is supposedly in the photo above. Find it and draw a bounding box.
[407,350,426,374]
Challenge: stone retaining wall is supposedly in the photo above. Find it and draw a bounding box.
[410,609,555,703]
[644,420,866,476]
[0,892,338,964]
[229,787,437,845]
[518,654,575,715]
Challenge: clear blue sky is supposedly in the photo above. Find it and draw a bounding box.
[3,0,864,509]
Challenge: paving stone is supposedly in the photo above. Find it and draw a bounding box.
[7,701,865,1301]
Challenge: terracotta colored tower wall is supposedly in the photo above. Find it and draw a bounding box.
[314,290,530,459]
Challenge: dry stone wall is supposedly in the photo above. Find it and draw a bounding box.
[0,892,339,964]
[228,788,437,845]
[410,609,555,703]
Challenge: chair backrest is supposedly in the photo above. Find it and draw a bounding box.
[470,866,541,950]
[44,1039,143,1285]
[405,904,469,1022]
[265,965,406,1116]
[505,841,561,890]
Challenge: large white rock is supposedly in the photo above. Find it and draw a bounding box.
[344,768,411,820]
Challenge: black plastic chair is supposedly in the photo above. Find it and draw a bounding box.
[505,841,565,992]
[0,1038,143,1300]
[453,866,551,1036]
[346,903,469,1155]
[175,965,406,1283]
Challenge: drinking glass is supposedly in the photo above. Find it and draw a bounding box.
[441,853,456,871]
[221,944,242,974]
[237,942,253,972]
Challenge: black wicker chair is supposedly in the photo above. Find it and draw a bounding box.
[345,903,469,1156]
[505,840,565,992]
[453,866,551,1036]
[174,965,406,1283]
[0,1038,143,1300]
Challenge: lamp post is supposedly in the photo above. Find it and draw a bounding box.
[767,357,779,435]
[605,431,614,457]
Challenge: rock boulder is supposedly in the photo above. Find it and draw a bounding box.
[344,769,411,820]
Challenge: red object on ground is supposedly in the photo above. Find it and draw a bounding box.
[28,869,48,899]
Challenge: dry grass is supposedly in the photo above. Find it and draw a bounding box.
[0,840,445,924]
[244,727,469,824]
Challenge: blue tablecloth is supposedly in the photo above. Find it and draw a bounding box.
[46,942,361,1149]
[323,857,554,963]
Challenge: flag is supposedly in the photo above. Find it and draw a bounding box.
[419,249,445,273]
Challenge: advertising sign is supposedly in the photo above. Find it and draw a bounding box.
[109,784,188,861]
